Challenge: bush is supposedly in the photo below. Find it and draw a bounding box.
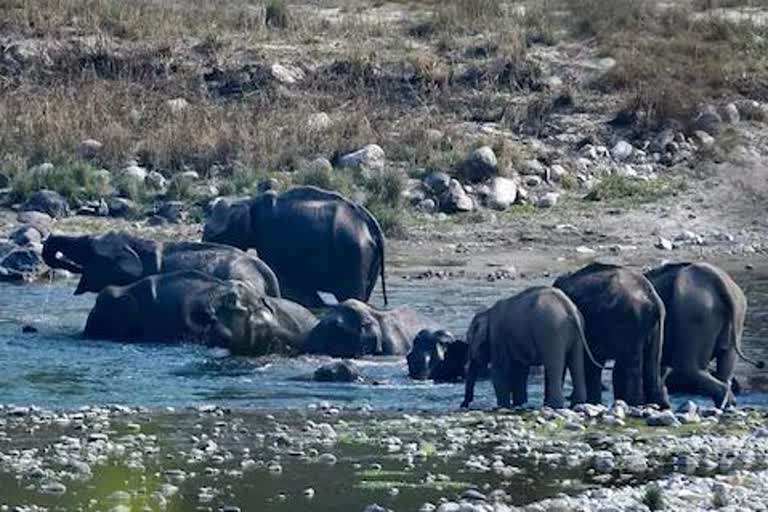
[642,484,665,511]
[11,161,107,203]
[265,0,289,29]
[584,175,679,203]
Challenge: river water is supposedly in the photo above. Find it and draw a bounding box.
[1,270,767,411]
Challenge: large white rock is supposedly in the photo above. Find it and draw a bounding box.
[337,144,385,176]
[271,63,305,85]
[485,177,517,210]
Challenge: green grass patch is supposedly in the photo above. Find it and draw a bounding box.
[584,176,683,203]
[11,161,110,203]
[356,479,472,491]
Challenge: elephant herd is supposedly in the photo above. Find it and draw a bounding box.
[39,185,762,409]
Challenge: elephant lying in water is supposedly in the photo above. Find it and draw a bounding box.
[645,262,764,407]
[203,186,387,308]
[84,271,317,356]
[461,286,592,409]
[554,262,670,408]
[43,232,280,297]
[304,299,437,358]
[407,329,468,382]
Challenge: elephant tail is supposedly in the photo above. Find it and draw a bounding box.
[360,204,388,306]
[569,300,603,369]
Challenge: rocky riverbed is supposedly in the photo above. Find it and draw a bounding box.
[2,402,768,511]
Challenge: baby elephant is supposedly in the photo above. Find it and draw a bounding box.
[461,286,595,409]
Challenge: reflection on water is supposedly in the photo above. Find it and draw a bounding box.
[0,268,766,411]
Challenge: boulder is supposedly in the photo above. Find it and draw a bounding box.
[651,129,676,153]
[145,171,168,194]
[77,199,110,217]
[404,179,428,205]
[313,360,363,383]
[549,164,567,182]
[304,157,333,174]
[423,171,451,196]
[719,103,740,124]
[521,159,546,176]
[536,192,559,208]
[524,175,542,188]
[485,177,517,210]
[459,146,497,182]
[440,179,474,213]
[337,144,385,177]
[610,140,634,162]
[270,63,305,85]
[17,211,52,232]
[107,198,140,218]
[77,139,103,160]
[0,249,45,282]
[155,201,186,224]
[22,190,69,219]
[693,130,715,149]
[9,226,42,247]
[121,164,148,184]
[691,106,722,135]
[306,112,332,132]
[415,198,437,213]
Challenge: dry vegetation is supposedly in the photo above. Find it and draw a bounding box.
[0,0,767,224]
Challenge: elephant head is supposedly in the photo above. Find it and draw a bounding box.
[407,329,467,382]
[208,283,302,356]
[43,233,146,294]
[461,310,491,408]
[84,287,141,339]
[202,197,253,249]
[306,300,381,358]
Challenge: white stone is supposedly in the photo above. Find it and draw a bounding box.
[271,63,305,84]
[610,140,634,161]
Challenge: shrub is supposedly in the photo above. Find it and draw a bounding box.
[11,161,106,203]
[584,175,679,203]
[642,484,665,511]
[265,0,289,29]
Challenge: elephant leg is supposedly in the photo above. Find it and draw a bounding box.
[567,341,587,406]
[612,363,626,403]
[715,350,737,407]
[491,365,512,409]
[544,357,567,409]
[510,363,530,407]
[585,358,604,405]
[674,367,731,407]
[619,352,645,406]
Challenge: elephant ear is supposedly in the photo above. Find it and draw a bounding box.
[92,234,143,279]
[467,313,491,364]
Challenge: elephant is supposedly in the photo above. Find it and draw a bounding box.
[304,299,437,358]
[202,186,387,308]
[645,262,764,407]
[554,262,670,409]
[43,232,280,297]
[407,329,468,382]
[84,270,317,356]
[460,286,592,410]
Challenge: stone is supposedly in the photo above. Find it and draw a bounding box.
[17,211,52,231]
[416,198,437,213]
[549,164,567,182]
[693,130,715,149]
[651,129,676,153]
[647,410,680,427]
[107,198,140,218]
[485,177,517,210]
[720,103,740,124]
[460,146,498,182]
[656,236,674,251]
[77,199,109,217]
[337,144,385,176]
[691,106,722,135]
[0,249,45,281]
[145,171,168,194]
[610,140,634,161]
[271,63,305,84]
[440,179,474,213]
[9,225,42,247]
[121,164,147,184]
[591,451,615,473]
[0,173,9,189]
[521,159,546,176]
[424,172,451,196]
[166,98,189,114]
[155,201,186,224]
[524,175,542,188]
[314,360,363,383]
[537,192,559,208]
[307,112,332,131]
[77,139,103,160]
[22,190,70,218]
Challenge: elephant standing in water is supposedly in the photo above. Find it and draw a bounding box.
[84,270,317,356]
[203,186,387,308]
[645,262,764,407]
[304,299,436,358]
[554,262,670,408]
[461,286,592,409]
[43,232,280,297]
[407,329,468,382]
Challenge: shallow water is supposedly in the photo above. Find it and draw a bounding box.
[1,270,767,411]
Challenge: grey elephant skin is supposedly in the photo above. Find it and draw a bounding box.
[202,186,387,308]
[407,329,468,383]
[645,261,763,406]
[304,299,436,358]
[461,286,589,409]
[554,262,670,408]
[84,270,317,356]
[43,232,280,297]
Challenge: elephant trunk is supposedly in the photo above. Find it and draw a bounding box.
[42,235,87,274]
